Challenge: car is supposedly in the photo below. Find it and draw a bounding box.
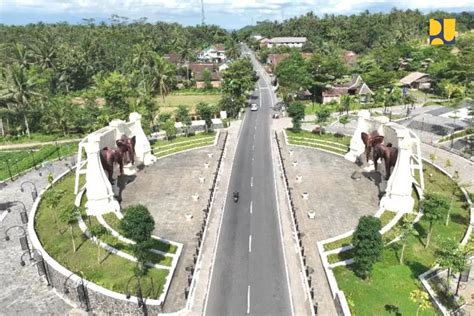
[250,103,258,111]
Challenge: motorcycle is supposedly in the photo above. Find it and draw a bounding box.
[233,191,239,203]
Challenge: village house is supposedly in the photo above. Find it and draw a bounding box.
[322,75,373,104]
[343,50,358,65]
[197,44,226,63]
[399,72,431,90]
[265,37,307,48]
[266,53,313,70]
[164,53,182,65]
[188,63,222,88]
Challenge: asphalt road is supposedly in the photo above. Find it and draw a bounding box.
[204,51,291,316]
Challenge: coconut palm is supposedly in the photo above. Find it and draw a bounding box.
[150,54,176,102]
[0,64,45,137]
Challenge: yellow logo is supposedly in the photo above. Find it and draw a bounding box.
[430,18,456,45]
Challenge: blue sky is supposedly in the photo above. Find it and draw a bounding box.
[0,0,473,29]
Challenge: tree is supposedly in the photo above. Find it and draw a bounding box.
[287,102,306,132]
[202,68,213,90]
[0,64,45,137]
[150,54,176,102]
[121,204,155,243]
[94,71,130,113]
[162,118,177,140]
[315,106,331,127]
[340,95,352,115]
[409,289,430,316]
[398,215,418,264]
[352,216,383,279]
[175,105,192,136]
[421,192,449,248]
[196,102,214,132]
[59,204,80,253]
[435,238,467,294]
[339,115,350,130]
[89,224,109,264]
[43,189,65,231]
[275,51,311,99]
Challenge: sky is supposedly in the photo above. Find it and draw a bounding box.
[0,0,473,29]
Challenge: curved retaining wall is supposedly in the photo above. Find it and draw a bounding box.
[28,168,165,315]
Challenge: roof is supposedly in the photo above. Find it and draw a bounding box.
[188,63,220,81]
[211,44,225,51]
[323,75,373,97]
[400,72,430,85]
[343,51,357,63]
[268,53,313,66]
[164,53,181,64]
[357,83,374,95]
[268,37,307,44]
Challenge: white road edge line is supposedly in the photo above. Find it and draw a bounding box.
[249,235,252,253]
[202,96,250,315]
[250,201,253,214]
[247,285,251,314]
[267,86,296,316]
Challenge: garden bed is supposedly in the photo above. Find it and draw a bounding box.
[35,173,169,298]
[333,162,470,315]
[152,132,216,158]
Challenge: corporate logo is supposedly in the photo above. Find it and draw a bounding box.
[430,18,456,45]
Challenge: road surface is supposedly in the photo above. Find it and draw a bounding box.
[204,49,292,315]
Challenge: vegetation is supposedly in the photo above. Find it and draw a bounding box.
[352,216,383,278]
[421,193,450,248]
[333,162,470,314]
[287,102,305,131]
[35,173,168,298]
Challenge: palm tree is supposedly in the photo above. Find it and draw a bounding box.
[150,54,176,102]
[0,64,45,137]
[178,45,193,81]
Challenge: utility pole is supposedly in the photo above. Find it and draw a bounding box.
[201,0,205,26]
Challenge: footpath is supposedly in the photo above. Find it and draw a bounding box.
[0,157,83,315]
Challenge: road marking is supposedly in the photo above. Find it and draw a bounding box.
[247,285,251,314]
[249,235,252,253]
[250,201,253,214]
[250,177,253,187]
[252,144,255,151]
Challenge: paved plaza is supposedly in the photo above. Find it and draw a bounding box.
[121,133,225,313]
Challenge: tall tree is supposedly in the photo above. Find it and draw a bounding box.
[421,192,449,248]
[287,102,306,132]
[175,105,192,136]
[352,215,383,279]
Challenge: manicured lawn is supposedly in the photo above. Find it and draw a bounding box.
[35,173,168,298]
[151,132,216,158]
[380,211,397,227]
[328,248,355,264]
[0,143,78,181]
[0,132,83,145]
[286,129,351,146]
[323,235,353,252]
[156,94,222,114]
[333,162,470,315]
[102,212,178,254]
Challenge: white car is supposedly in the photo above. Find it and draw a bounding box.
[250,103,258,111]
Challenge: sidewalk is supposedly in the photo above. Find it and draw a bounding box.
[0,157,81,315]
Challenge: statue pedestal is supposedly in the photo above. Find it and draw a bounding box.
[345,110,371,162]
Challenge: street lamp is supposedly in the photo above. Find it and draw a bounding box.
[21,181,38,202]
[63,271,90,311]
[20,248,51,287]
[5,225,30,253]
[9,200,28,224]
[126,275,157,316]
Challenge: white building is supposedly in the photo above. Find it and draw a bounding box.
[197,44,226,63]
[266,37,307,48]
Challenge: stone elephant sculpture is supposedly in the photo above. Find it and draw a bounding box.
[100,147,125,182]
[371,135,398,180]
[361,131,380,163]
[116,135,136,165]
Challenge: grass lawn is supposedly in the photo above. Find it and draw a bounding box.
[0,132,83,145]
[286,129,351,146]
[380,211,397,227]
[35,173,168,298]
[0,143,78,181]
[102,212,177,254]
[152,132,216,158]
[156,94,222,114]
[333,162,470,315]
[323,235,353,252]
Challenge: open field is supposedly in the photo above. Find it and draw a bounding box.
[156,94,222,114]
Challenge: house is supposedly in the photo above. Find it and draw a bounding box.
[251,35,263,41]
[197,44,226,63]
[218,62,230,72]
[188,63,221,88]
[322,75,374,104]
[266,37,307,48]
[267,53,312,68]
[399,72,431,90]
[259,38,270,48]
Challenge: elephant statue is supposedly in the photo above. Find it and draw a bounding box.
[100,147,125,182]
[371,135,398,180]
[116,135,136,165]
[361,131,380,163]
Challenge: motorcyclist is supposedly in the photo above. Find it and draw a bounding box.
[233,191,239,201]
